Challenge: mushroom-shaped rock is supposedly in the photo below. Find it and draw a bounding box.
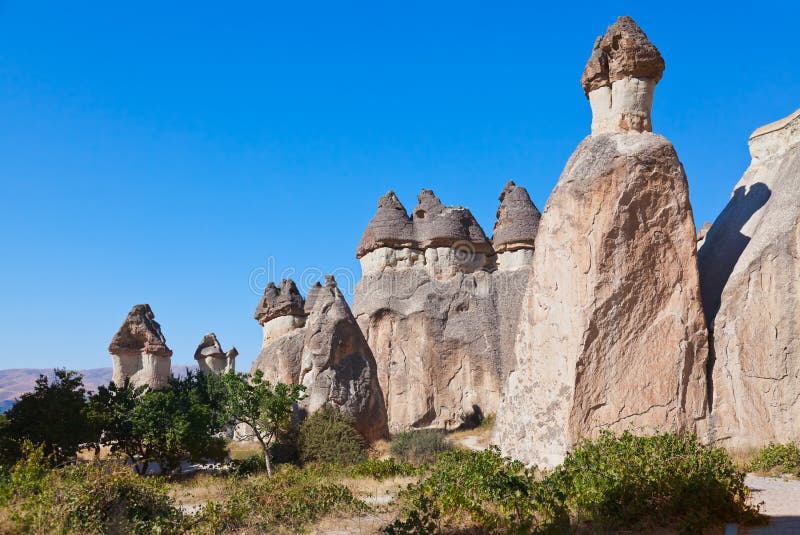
[581,16,665,134]
[356,191,415,258]
[194,333,236,374]
[254,279,306,324]
[494,17,708,467]
[109,304,172,389]
[411,189,494,258]
[492,181,541,253]
[299,275,389,441]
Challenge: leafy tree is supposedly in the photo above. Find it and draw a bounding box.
[220,370,305,476]
[0,369,96,465]
[86,373,226,475]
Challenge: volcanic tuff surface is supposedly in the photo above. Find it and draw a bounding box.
[250,277,388,441]
[494,17,708,467]
[353,186,540,432]
[700,109,800,450]
[109,304,173,389]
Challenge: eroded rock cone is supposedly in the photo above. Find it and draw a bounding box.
[251,279,307,385]
[194,333,236,374]
[109,304,172,389]
[494,17,708,467]
[699,109,800,450]
[300,276,388,441]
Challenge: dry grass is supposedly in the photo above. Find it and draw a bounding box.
[447,414,495,451]
[227,440,262,461]
[168,472,229,508]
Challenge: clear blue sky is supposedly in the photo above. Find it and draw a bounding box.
[1,2,798,373]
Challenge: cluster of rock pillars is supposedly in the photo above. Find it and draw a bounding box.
[108,16,800,467]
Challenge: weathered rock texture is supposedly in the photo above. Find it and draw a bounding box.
[194,333,237,374]
[699,109,800,450]
[581,16,664,135]
[495,18,708,467]
[250,277,388,441]
[251,280,307,385]
[353,185,540,432]
[299,276,388,441]
[109,304,172,389]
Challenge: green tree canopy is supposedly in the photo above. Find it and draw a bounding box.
[219,370,305,476]
[0,369,96,466]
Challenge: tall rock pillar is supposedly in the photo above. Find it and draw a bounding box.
[495,16,708,467]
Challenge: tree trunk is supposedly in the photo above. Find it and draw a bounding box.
[264,450,273,478]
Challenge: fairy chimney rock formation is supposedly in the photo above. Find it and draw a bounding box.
[699,109,800,450]
[581,16,664,134]
[357,189,494,278]
[109,304,172,389]
[354,184,540,432]
[194,333,236,374]
[299,275,389,441]
[492,180,542,270]
[251,279,307,385]
[495,17,708,467]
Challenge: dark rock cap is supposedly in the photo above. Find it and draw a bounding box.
[194,332,234,361]
[581,16,664,96]
[356,191,416,258]
[492,181,541,252]
[411,189,494,254]
[254,279,306,324]
[109,304,172,358]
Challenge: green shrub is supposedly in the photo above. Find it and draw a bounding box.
[231,454,266,476]
[298,406,366,465]
[390,430,452,465]
[385,433,763,535]
[748,442,800,476]
[0,441,50,504]
[192,464,365,532]
[552,431,762,533]
[1,460,184,534]
[350,458,420,480]
[385,447,567,534]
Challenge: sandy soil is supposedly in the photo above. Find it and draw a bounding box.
[743,475,800,534]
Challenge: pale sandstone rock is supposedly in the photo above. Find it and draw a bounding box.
[581,17,664,134]
[495,18,708,467]
[109,304,172,389]
[249,276,389,441]
[299,275,389,441]
[251,279,307,386]
[354,186,539,431]
[194,333,236,374]
[699,109,800,450]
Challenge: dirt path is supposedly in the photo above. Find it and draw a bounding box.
[743,475,800,534]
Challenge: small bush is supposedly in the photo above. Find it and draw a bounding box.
[1,459,184,534]
[552,431,762,533]
[385,447,567,534]
[192,464,365,532]
[298,406,366,466]
[231,454,265,476]
[350,458,419,480]
[390,430,452,465]
[748,442,800,476]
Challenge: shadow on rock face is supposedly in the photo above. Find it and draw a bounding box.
[698,182,772,328]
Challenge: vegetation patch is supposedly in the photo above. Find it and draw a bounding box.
[386,432,762,534]
[192,464,367,533]
[350,458,421,480]
[390,430,452,465]
[748,441,800,476]
[298,405,367,466]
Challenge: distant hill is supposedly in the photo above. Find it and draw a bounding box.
[0,366,197,411]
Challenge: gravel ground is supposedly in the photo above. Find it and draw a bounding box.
[743,475,800,534]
